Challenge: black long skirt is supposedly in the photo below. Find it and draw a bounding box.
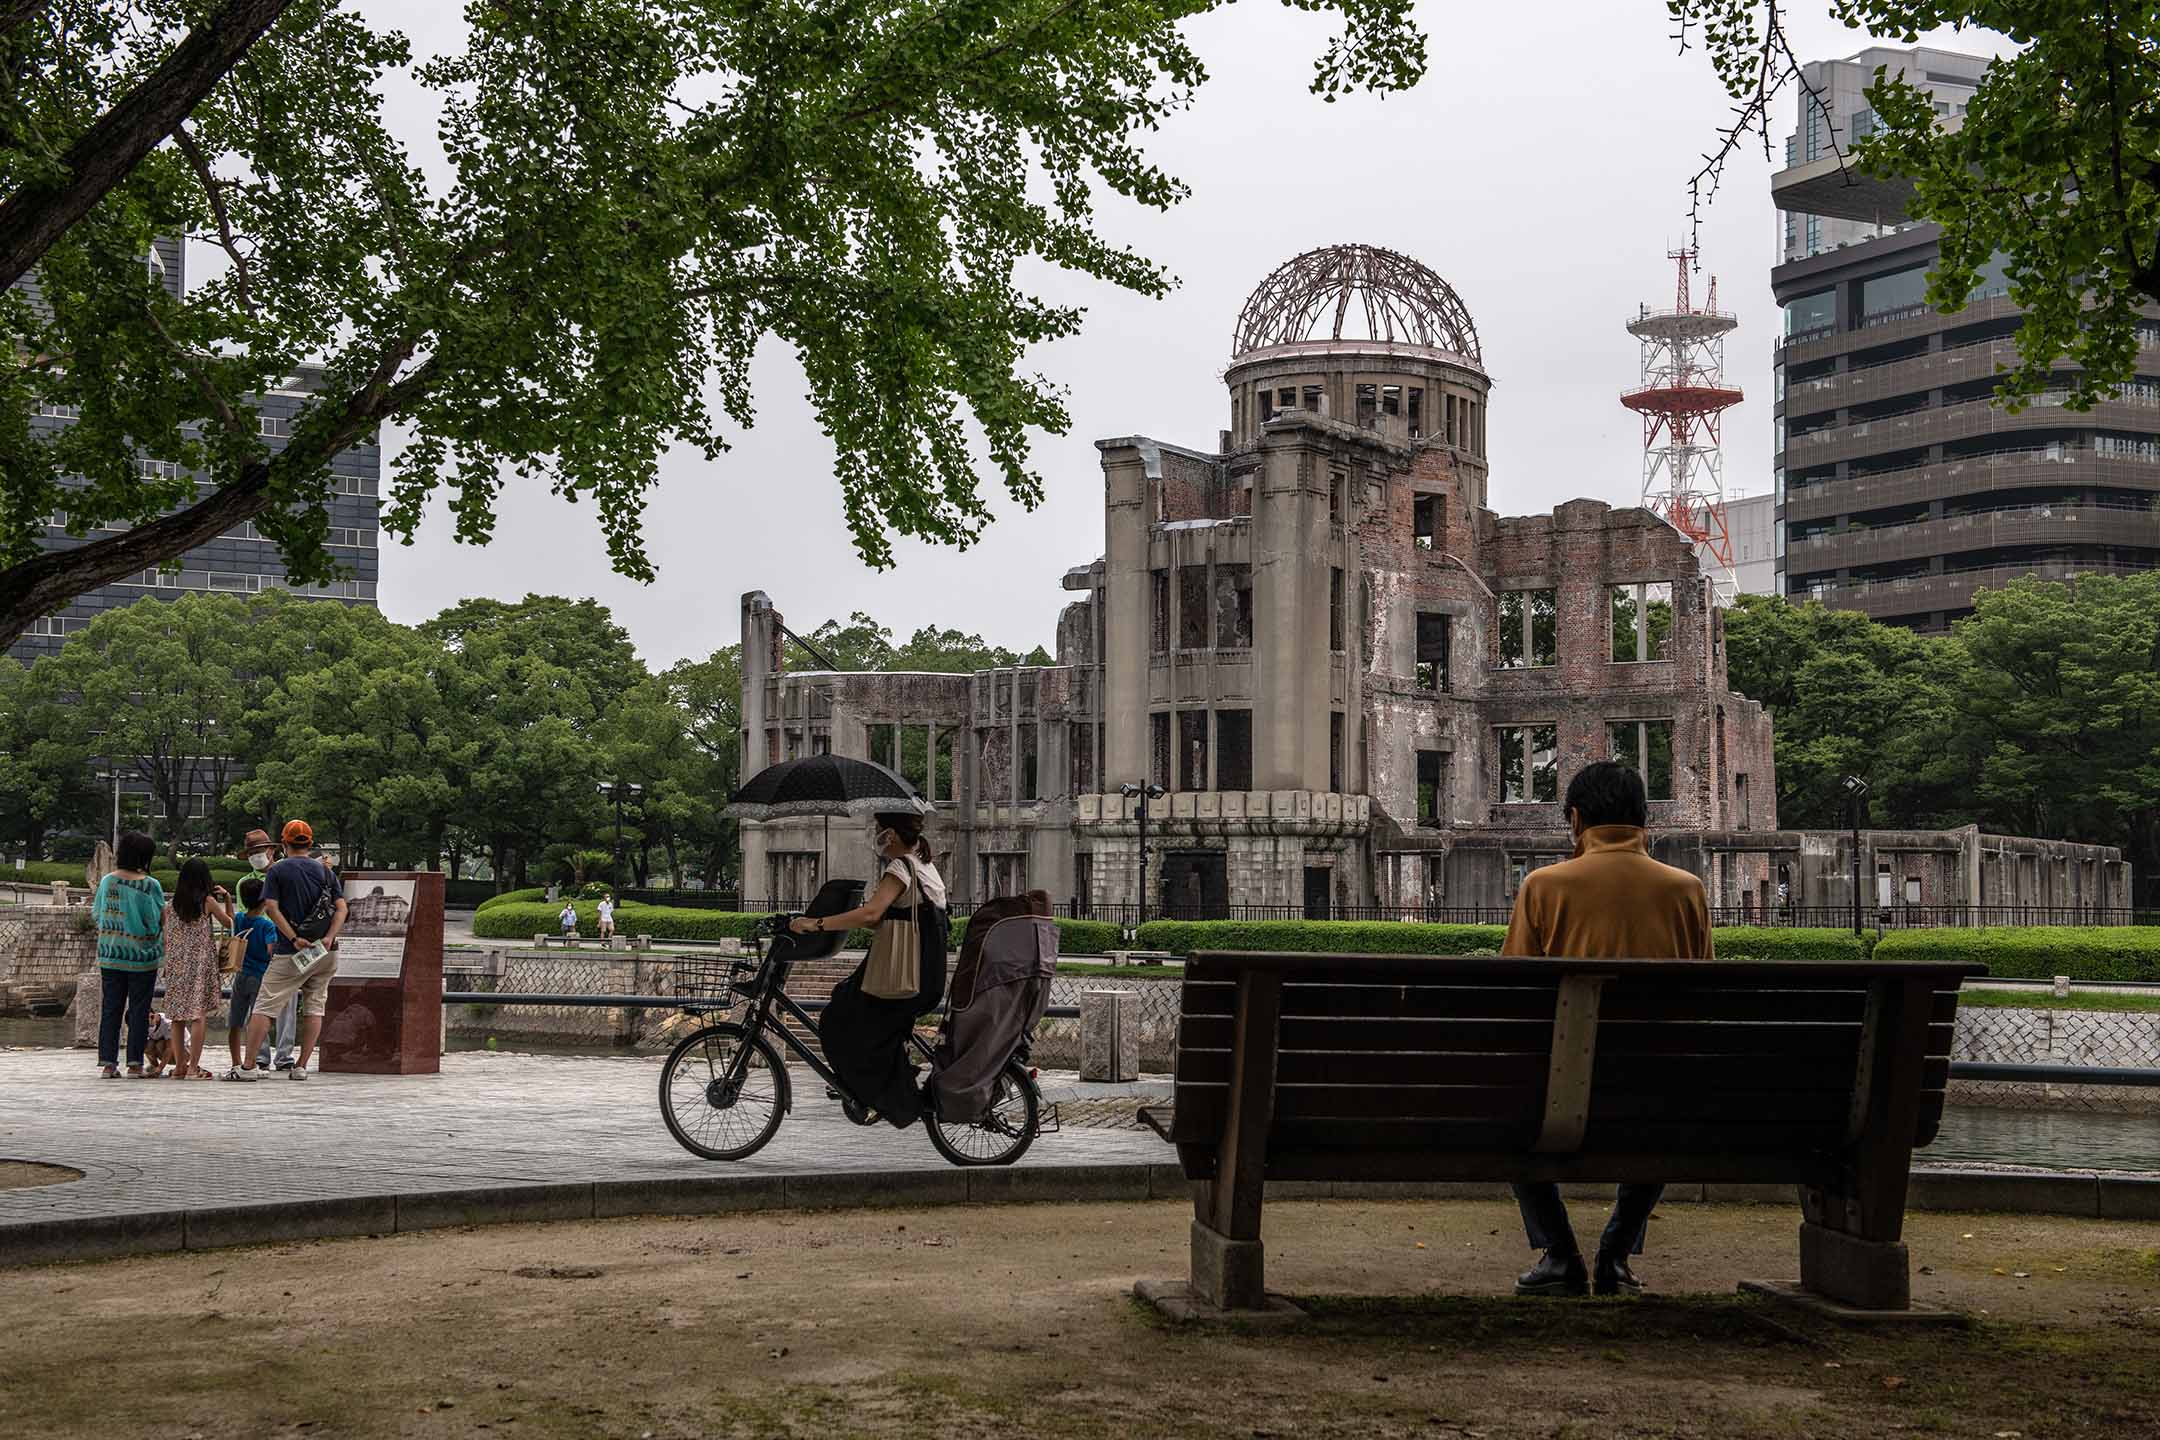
[817,905,947,1128]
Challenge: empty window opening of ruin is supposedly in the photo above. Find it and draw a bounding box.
[1018,723,1039,802]
[1499,589,1557,669]
[1330,568,1345,651]
[1150,570,1169,654]
[1330,711,1345,793]
[981,853,1028,901]
[1413,493,1445,551]
[1416,611,1451,692]
[1150,711,1171,790]
[1217,709,1253,792]
[1179,566,1210,650]
[1498,724,1559,803]
[1416,749,1448,825]
[1179,710,1208,792]
[1070,720,1095,796]
[1215,565,1253,648]
[1608,718,1674,801]
[1611,582,1674,662]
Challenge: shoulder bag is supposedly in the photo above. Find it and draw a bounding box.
[860,859,923,1001]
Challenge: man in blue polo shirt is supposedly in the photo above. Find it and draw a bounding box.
[232,819,347,1081]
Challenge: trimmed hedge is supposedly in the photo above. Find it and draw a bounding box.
[474,886,549,915]
[7,861,88,885]
[1133,919,1869,963]
[1135,920,1509,957]
[1875,926,2160,983]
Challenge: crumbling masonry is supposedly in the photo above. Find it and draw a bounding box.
[742,245,2129,916]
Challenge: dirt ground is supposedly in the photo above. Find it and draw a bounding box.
[0,1159,79,1190]
[2,1197,2156,1439]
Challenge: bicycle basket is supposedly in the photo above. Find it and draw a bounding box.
[673,955,748,1008]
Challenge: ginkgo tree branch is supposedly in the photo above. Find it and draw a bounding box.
[0,0,294,291]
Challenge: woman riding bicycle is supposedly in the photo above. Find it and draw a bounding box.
[789,813,947,1128]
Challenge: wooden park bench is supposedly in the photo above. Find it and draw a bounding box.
[1141,951,1981,1317]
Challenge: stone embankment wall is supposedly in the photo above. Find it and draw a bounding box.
[1953,1005,2160,1113]
[0,907,97,1015]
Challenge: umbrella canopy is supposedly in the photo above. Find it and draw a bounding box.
[724,753,930,820]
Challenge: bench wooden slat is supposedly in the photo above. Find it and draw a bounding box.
[1176,1048,1553,1088]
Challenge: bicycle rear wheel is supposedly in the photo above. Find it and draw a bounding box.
[924,1059,1040,1167]
[660,1022,790,1160]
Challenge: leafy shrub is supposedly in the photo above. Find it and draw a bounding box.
[1132,919,1869,962]
[577,881,614,900]
[1874,926,2160,982]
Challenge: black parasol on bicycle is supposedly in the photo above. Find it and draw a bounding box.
[723,753,931,882]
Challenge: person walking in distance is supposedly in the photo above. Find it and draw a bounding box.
[596,893,616,945]
[1504,761,1714,1298]
[232,821,347,1080]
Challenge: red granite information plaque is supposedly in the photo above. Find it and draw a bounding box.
[320,870,443,1075]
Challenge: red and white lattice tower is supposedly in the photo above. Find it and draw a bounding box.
[1622,248,1743,604]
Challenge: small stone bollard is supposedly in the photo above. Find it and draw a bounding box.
[1080,988,1139,1082]
[72,971,101,1048]
[2052,974,2072,999]
[49,880,70,908]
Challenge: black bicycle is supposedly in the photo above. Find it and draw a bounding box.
[657,916,1051,1166]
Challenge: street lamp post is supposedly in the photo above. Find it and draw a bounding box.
[1118,781,1166,934]
[597,781,643,880]
[95,770,120,851]
[1842,775,1870,939]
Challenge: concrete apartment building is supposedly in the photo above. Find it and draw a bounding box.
[1769,45,2160,629]
[741,244,2131,918]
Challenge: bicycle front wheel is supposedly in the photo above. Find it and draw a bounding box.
[925,1059,1040,1167]
[660,1022,791,1161]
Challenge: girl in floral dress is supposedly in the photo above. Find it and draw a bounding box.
[160,859,232,1081]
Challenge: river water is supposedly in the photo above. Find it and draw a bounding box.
[6,1019,2153,1173]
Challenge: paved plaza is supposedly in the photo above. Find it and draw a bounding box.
[0,1048,1169,1239]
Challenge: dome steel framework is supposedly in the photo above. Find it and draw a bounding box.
[1231,244,1482,363]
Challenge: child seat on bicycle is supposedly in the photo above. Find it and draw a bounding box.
[930,890,1057,1122]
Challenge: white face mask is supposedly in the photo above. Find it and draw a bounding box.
[247,852,270,871]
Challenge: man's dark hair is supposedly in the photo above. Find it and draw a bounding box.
[115,831,155,872]
[1565,761,1648,830]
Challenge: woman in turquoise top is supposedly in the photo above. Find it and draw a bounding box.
[94,831,166,1078]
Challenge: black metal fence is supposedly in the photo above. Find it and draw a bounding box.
[621,892,2156,930]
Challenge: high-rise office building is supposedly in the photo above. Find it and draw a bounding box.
[1768,49,2160,630]
[1777,45,1987,264]
[9,244,383,667]
[1724,493,1777,596]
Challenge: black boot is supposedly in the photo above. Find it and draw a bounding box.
[1593,1250,1645,1296]
[1514,1249,1588,1297]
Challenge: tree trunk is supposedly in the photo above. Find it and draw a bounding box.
[0,463,273,646]
[0,0,297,292]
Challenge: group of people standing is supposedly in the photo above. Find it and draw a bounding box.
[91,820,349,1082]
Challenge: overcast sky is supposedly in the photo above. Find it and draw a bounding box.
[363,2,2012,668]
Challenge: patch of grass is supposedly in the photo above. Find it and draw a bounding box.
[1959,987,2160,1013]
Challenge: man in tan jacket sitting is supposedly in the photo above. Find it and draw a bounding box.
[1503,760,1714,1298]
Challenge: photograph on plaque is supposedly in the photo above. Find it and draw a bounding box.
[333,878,417,980]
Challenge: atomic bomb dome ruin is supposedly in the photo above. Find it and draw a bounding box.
[741,245,2127,918]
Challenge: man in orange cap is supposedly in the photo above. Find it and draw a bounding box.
[233,819,346,1080]
[236,827,299,1071]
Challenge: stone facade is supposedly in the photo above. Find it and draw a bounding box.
[740,245,2129,915]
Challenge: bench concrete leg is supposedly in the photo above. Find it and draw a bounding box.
[1191,1219,1266,1310]
[1798,1221,1910,1311]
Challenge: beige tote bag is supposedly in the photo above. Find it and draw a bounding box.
[861,860,922,1000]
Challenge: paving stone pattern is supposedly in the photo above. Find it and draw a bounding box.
[0,1049,1167,1229]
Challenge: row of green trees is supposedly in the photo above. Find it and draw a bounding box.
[1723,574,2160,903]
[0,593,1042,889]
